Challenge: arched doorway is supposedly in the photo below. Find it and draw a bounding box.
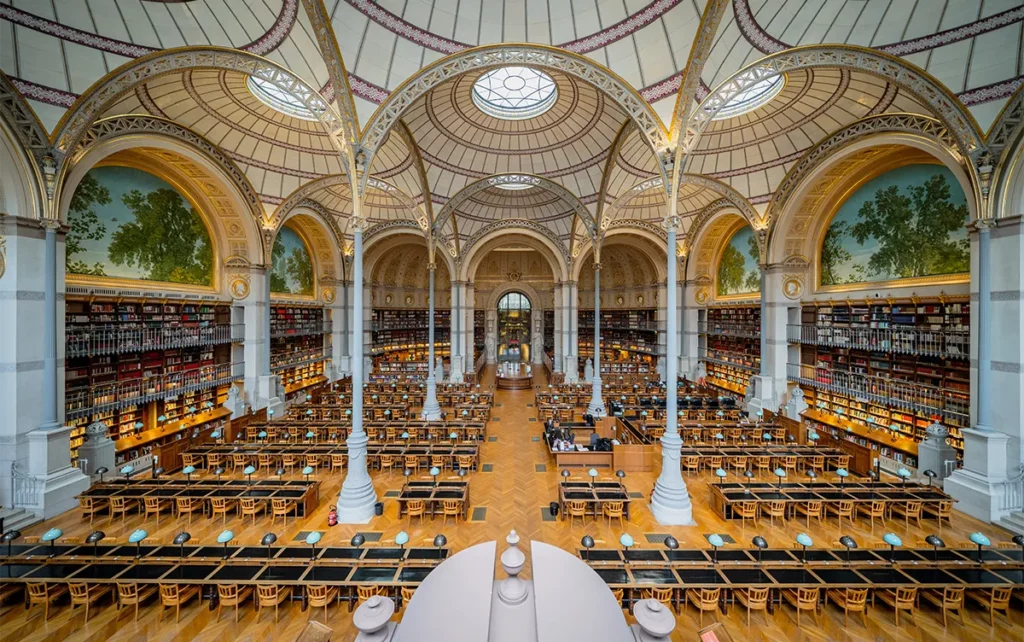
[497,292,532,364]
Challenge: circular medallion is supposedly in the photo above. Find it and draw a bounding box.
[616,296,624,306]
[385,294,393,305]
[405,295,413,305]
[694,288,710,305]
[322,287,336,304]
[229,277,249,300]
[636,295,645,306]
[782,276,803,299]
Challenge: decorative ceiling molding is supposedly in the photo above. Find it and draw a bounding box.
[668,0,730,141]
[988,85,1024,162]
[459,218,570,270]
[0,70,48,213]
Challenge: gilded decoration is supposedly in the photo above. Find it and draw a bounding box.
[322,286,336,304]
[694,287,710,305]
[229,274,250,300]
[782,275,804,299]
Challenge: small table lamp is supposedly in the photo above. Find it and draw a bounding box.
[838,535,857,563]
[796,533,813,563]
[924,534,944,561]
[173,531,191,558]
[969,532,991,563]
[217,530,234,559]
[883,533,902,564]
[708,534,724,564]
[41,527,63,558]
[129,529,148,559]
[306,530,322,561]
[751,535,768,565]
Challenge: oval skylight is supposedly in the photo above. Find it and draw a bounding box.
[494,182,535,191]
[711,75,785,120]
[247,76,319,121]
[472,67,558,120]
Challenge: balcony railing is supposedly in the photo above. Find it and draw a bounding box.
[65,361,243,420]
[786,363,969,426]
[66,323,243,358]
[271,319,332,339]
[698,322,760,338]
[704,350,759,373]
[786,324,968,359]
[271,351,328,372]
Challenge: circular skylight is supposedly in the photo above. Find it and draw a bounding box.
[247,76,319,121]
[711,75,785,120]
[494,182,535,191]
[472,67,558,120]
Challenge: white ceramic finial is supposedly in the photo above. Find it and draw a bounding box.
[632,599,676,641]
[498,529,528,605]
[353,595,396,641]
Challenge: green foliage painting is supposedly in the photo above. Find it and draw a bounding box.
[270,225,314,295]
[66,166,213,285]
[716,226,761,296]
[820,164,969,286]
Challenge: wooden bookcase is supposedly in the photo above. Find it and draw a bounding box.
[577,309,659,373]
[371,309,451,365]
[702,305,760,395]
[792,298,970,466]
[271,305,329,392]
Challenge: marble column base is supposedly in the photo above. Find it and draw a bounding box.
[945,428,1012,523]
[27,424,90,519]
[650,433,696,526]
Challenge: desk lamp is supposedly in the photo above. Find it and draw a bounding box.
[896,467,912,489]
[773,467,787,489]
[836,468,849,489]
[173,532,191,558]
[664,536,679,556]
[806,469,817,481]
[306,530,322,562]
[433,534,447,557]
[743,469,755,486]
[302,466,314,483]
[923,469,937,487]
[281,431,291,442]
[430,467,441,487]
[752,536,768,565]
[217,530,234,559]
[715,468,727,486]
[838,535,857,563]
[883,533,902,564]
[708,534,724,564]
[616,470,626,484]
[924,534,944,562]
[450,432,459,446]
[152,466,164,480]
[588,468,599,488]
[2,530,21,556]
[969,532,991,563]
[457,468,468,479]
[244,465,257,485]
[620,534,634,561]
[120,465,134,483]
[351,533,365,548]
[129,529,147,559]
[96,467,109,483]
[182,465,196,483]
[86,530,105,557]
[395,531,409,557]
[796,533,813,563]
[41,528,63,558]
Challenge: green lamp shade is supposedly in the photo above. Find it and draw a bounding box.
[707,534,724,547]
[42,528,63,542]
[302,466,314,475]
[836,468,849,477]
[120,465,134,475]
[134,422,144,429]
[774,468,786,477]
[461,410,469,416]
[640,411,647,416]
[306,410,313,416]
[305,531,323,545]
[243,465,257,475]
[756,410,763,417]
[268,409,275,416]
[883,533,903,547]
[395,531,410,546]
[449,432,458,439]
[430,467,441,476]
[157,415,167,422]
[763,433,772,440]
[403,395,409,400]
[182,466,196,475]
[402,432,410,439]
[128,529,147,543]
[306,431,315,439]
[619,534,634,547]
[346,410,352,415]
[258,431,268,439]
[211,431,221,439]
[970,532,991,546]
[588,468,599,478]
[188,406,197,413]
[716,411,724,417]
[808,432,819,440]
[217,530,234,544]
[715,468,727,478]
[715,433,724,440]
[796,533,813,547]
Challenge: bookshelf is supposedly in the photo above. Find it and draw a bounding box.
[700,305,760,395]
[577,310,659,374]
[371,309,451,365]
[474,310,485,358]
[790,298,970,463]
[64,297,238,468]
[271,305,329,392]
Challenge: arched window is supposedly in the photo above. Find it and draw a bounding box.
[497,292,531,362]
[498,292,531,311]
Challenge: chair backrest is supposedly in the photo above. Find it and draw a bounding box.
[405,456,418,468]
[160,584,180,602]
[837,455,850,467]
[233,453,247,465]
[991,587,1013,604]
[604,501,623,515]
[357,585,380,601]
[27,583,48,599]
[110,496,128,510]
[699,588,721,605]
[650,586,673,601]
[895,587,916,605]
[211,497,228,510]
[240,497,257,510]
[283,454,297,465]
[380,455,394,467]
[272,498,288,511]
[938,500,953,515]
[806,501,822,513]
[307,584,328,601]
[443,499,460,513]
[943,586,964,605]
[870,500,885,514]
[401,587,415,603]
[768,500,785,513]
[846,588,868,606]
[709,456,722,467]
[739,502,757,516]
[332,454,345,466]
[746,587,769,603]
[176,497,194,511]
[218,584,239,600]
[684,456,699,468]
[118,583,139,601]
[257,585,279,602]
[905,501,922,515]
[839,500,853,513]
[756,456,769,467]
[407,500,424,513]
[458,455,473,467]
[567,500,586,514]
[144,497,161,510]
[306,455,318,466]
[797,587,818,606]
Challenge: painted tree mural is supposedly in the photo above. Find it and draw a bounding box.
[65,167,213,285]
[820,164,969,286]
[716,225,761,296]
[270,225,314,295]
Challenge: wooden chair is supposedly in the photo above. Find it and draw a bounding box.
[875,586,917,626]
[406,499,426,526]
[181,453,203,469]
[68,581,113,622]
[117,582,158,623]
[356,585,384,607]
[857,500,887,533]
[144,496,172,525]
[442,499,461,526]
[160,583,201,624]
[642,586,675,613]
[271,498,296,527]
[825,500,854,527]
[240,497,265,527]
[566,500,587,528]
[305,454,320,471]
[79,496,106,525]
[793,500,823,527]
[232,453,249,471]
[306,585,339,624]
[256,585,292,623]
[258,453,275,471]
[705,456,723,472]
[826,587,868,627]
[729,456,748,473]
[734,586,769,627]
[206,453,224,470]
[685,587,720,628]
[282,454,299,474]
[736,502,758,530]
[761,500,787,527]
[924,500,954,530]
[754,456,771,476]
[331,453,346,473]
[108,496,138,524]
[431,455,447,472]
[888,500,922,532]
[602,501,624,528]
[781,455,797,476]
[378,455,396,477]
[404,456,420,476]
[457,455,475,473]
[176,496,204,525]
[683,456,699,475]
[385,427,398,442]
[217,584,253,623]
[27,582,68,621]
[921,586,964,628]
[610,588,624,609]
[807,455,825,474]
[966,586,1013,627]
[210,497,235,524]
[400,586,416,610]
[781,587,820,628]
[834,455,851,471]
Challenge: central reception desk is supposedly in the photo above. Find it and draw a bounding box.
[548,418,655,473]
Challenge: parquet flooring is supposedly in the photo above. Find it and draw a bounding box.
[2,365,1021,641]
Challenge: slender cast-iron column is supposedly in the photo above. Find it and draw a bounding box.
[423,263,442,419]
[587,262,605,415]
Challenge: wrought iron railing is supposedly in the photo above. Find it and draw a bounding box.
[271,351,327,372]
[786,363,969,426]
[66,323,243,358]
[786,324,968,359]
[704,350,759,373]
[11,462,42,510]
[698,321,760,338]
[271,319,332,339]
[999,463,1024,513]
[65,361,243,420]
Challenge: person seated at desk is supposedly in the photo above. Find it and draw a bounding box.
[589,432,600,447]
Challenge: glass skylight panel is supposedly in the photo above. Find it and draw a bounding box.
[472,67,558,120]
[247,76,319,121]
[711,75,785,120]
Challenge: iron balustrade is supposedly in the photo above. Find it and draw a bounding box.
[65,361,243,420]
[66,323,243,358]
[698,321,760,338]
[270,318,332,338]
[999,464,1024,513]
[786,363,969,427]
[270,351,328,372]
[785,324,968,359]
[703,349,760,373]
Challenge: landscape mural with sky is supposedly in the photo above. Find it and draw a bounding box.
[66,166,213,285]
[820,164,969,286]
[270,224,314,295]
[716,225,760,296]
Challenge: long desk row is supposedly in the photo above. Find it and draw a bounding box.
[184,443,480,472]
[709,481,954,520]
[557,481,632,521]
[78,479,320,517]
[240,420,488,442]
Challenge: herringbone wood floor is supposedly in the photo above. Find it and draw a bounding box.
[2,366,1021,642]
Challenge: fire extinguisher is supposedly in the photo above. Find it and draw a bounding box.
[327,505,338,527]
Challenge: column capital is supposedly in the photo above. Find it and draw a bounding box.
[39,218,63,232]
[975,217,997,231]
[349,216,369,232]
[661,215,684,233]
[592,263,602,271]
[427,262,437,271]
